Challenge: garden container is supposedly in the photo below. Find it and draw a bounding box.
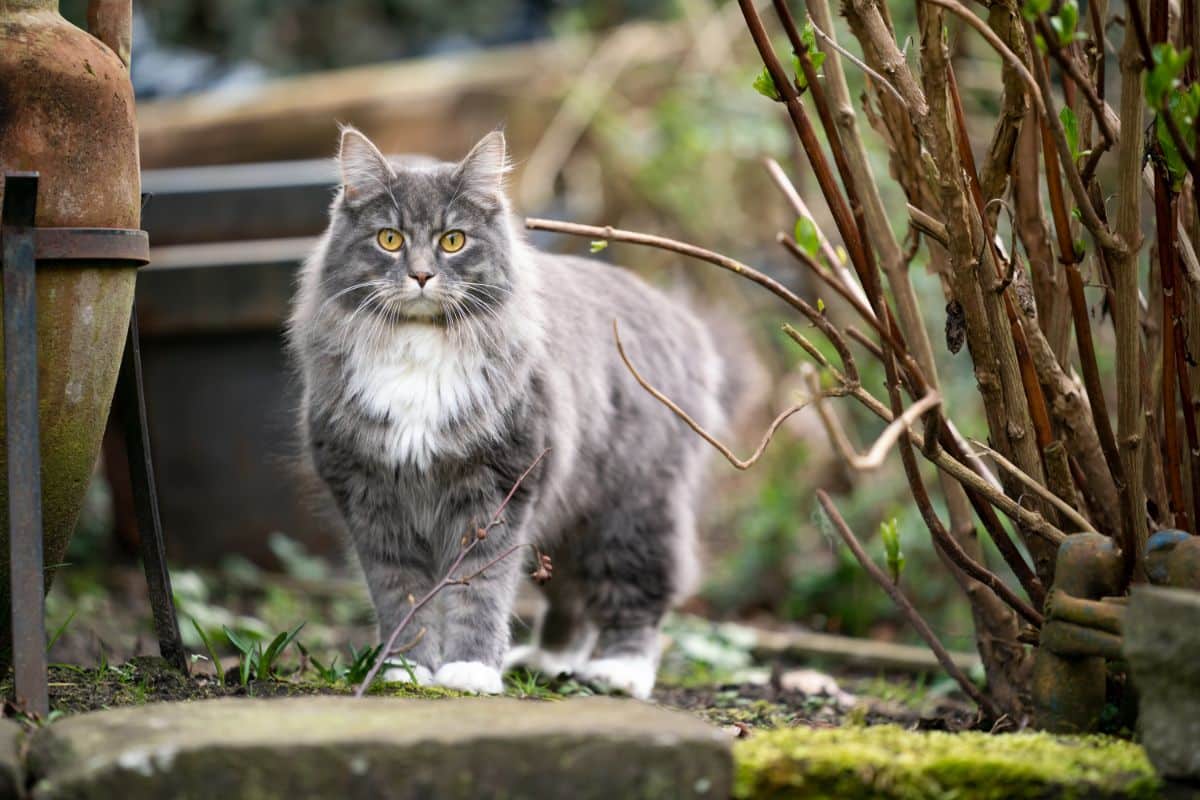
[0,0,139,661]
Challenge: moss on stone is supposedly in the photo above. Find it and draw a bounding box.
[364,681,465,700]
[733,725,1161,800]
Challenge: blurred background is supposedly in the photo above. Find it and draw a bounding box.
[48,0,1014,681]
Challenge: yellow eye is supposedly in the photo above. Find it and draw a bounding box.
[439,230,466,253]
[377,228,404,251]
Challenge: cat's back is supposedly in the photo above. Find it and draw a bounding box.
[532,249,711,348]
[529,248,727,449]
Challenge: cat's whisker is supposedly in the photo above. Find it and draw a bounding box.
[337,286,395,353]
[456,279,512,293]
[448,296,505,352]
[315,280,389,319]
[457,294,507,331]
[446,302,493,353]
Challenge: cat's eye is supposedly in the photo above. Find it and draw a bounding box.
[439,230,466,253]
[377,228,405,252]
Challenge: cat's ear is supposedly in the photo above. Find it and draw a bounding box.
[338,126,393,203]
[457,130,510,200]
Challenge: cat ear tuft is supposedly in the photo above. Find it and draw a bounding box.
[338,125,393,202]
[457,130,510,199]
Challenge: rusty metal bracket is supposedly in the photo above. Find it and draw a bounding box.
[113,304,187,672]
[34,227,149,265]
[2,171,186,716]
[3,172,50,717]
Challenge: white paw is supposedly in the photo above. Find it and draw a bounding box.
[434,661,504,694]
[578,656,657,700]
[382,663,433,686]
[503,645,586,677]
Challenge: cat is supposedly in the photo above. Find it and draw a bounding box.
[287,126,736,698]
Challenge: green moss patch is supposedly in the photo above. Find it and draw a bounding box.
[734,725,1161,800]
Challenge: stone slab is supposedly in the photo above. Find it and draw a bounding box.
[1125,585,1200,782]
[26,696,730,799]
[0,719,23,800]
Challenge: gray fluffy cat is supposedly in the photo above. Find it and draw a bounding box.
[288,127,732,698]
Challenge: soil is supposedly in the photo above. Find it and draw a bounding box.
[653,681,980,734]
[29,656,455,716]
[10,655,980,736]
[26,565,982,734]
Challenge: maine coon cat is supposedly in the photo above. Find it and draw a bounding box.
[288,127,734,698]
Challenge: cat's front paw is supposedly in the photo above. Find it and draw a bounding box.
[434,661,504,694]
[578,656,657,700]
[382,663,433,686]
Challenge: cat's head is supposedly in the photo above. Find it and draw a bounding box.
[318,126,517,326]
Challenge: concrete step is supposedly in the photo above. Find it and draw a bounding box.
[24,696,731,799]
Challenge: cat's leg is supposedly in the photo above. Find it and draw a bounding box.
[504,570,596,677]
[575,503,698,700]
[358,557,443,685]
[432,534,525,694]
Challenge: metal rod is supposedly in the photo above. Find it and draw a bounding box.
[115,304,187,672]
[3,172,49,717]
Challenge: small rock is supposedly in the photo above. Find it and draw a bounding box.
[721,723,751,740]
[777,668,857,708]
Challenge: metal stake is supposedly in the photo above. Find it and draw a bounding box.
[114,305,187,672]
[2,173,49,717]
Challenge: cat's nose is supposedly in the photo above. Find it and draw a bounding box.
[409,271,434,288]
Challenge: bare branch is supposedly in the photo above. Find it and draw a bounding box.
[526,216,859,382]
[969,440,1099,534]
[906,204,949,247]
[807,16,908,106]
[918,0,1047,119]
[614,321,839,470]
[763,157,845,274]
[809,371,943,471]
[816,490,1003,719]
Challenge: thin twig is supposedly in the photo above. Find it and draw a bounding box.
[906,204,949,247]
[526,216,859,383]
[779,234,881,330]
[1034,16,1117,148]
[816,490,1002,719]
[807,17,908,106]
[812,379,943,471]
[762,158,870,310]
[1023,17,1119,251]
[737,0,877,307]
[614,321,840,469]
[354,450,550,697]
[805,371,1046,625]
[1124,0,1200,186]
[918,0,1047,119]
[763,157,845,273]
[969,440,1098,534]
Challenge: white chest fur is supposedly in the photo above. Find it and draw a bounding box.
[343,324,490,468]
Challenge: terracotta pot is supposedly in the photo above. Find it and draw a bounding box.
[0,0,139,659]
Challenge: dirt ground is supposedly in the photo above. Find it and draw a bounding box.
[15,654,981,736]
[21,563,981,733]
